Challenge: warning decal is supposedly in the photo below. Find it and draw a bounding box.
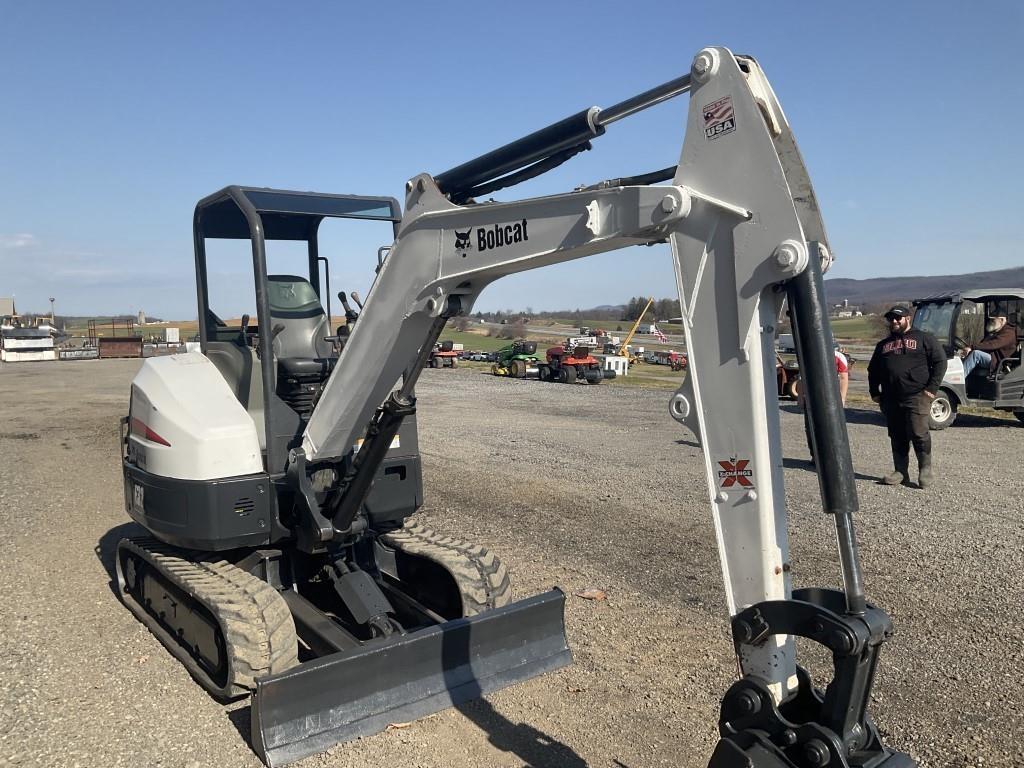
[703,96,736,141]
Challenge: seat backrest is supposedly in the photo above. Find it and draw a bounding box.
[267,275,333,361]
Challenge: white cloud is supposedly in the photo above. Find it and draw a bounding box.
[0,233,38,249]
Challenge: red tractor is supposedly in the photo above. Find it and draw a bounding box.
[428,340,460,368]
[537,343,611,384]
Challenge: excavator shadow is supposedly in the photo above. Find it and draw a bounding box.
[95,522,151,598]
[454,698,589,768]
[222,697,589,767]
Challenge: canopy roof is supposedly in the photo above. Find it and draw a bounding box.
[195,186,401,241]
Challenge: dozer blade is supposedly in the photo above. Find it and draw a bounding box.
[251,588,571,767]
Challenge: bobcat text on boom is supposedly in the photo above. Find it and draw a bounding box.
[477,219,529,252]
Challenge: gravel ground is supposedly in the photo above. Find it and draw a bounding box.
[0,358,1021,768]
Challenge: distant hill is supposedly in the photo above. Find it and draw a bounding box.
[825,266,1024,307]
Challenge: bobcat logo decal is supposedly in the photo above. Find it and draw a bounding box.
[454,229,472,253]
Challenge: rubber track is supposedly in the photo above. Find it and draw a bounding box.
[378,522,511,615]
[117,537,298,700]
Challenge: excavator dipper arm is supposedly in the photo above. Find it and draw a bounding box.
[299,47,913,768]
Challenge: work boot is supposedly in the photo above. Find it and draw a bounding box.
[916,451,933,489]
[881,454,910,486]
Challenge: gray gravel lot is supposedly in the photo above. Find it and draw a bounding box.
[1,358,1021,768]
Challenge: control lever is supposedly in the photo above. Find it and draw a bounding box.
[349,291,363,310]
[238,314,250,346]
[338,291,360,327]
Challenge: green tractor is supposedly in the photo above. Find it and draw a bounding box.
[490,340,539,378]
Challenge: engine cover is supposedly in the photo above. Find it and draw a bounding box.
[128,352,264,481]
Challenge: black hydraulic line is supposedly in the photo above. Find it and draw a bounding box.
[578,164,677,192]
[434,109,603,201]
[433,71,694,203]
[786,245,867,616]
[455,143,593,203]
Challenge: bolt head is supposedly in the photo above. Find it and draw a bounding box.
[803,739,830,766]
[736,689,761,715]
[661,195,677,213]
[775,245,798,268]
[692,49,719,82]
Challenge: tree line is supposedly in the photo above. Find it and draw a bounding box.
[470,297,682,324]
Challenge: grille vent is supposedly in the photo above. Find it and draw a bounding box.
[234,497,255,516]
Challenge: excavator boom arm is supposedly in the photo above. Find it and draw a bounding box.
[299,47,912,768]
[305,47,810,694]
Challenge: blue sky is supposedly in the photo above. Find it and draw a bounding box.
[1,1,1020,319]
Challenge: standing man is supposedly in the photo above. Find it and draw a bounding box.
[868,306,947,488]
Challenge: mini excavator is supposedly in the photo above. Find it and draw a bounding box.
[117,47,915,767]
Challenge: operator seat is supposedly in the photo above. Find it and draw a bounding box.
[267,275,335,373]
[267,275,336,417]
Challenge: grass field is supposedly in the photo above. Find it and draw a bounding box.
[830,315,884,341]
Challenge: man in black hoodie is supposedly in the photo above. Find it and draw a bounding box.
[868,306,947,488]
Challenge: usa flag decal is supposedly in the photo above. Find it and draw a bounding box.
[703,95,736,141]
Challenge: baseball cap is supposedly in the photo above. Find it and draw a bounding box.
[884,306,910,320]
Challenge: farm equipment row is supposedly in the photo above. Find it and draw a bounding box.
[489,339,614,384]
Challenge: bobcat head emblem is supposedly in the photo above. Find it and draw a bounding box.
[454,229,472,252]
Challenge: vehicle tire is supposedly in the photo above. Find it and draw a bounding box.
[491,364,500,376]
[783,379,799,399]
[509,360,521,378]
[564,365,578,384]
[538,365,551,382]
[927,391,957,430]
[429,357,440,368]
[449,357,457,368]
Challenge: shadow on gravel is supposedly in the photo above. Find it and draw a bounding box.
[780,457,880,483]
[456,698,589,767]
[945,411,1023,428]
[778,404,888,427]
[226,707,254,752]
[95,521,150,597]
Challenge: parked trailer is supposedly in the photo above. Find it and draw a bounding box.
[98,337,143,359]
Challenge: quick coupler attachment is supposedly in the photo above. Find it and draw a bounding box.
[250,588,571,767]
[708,588,916,768]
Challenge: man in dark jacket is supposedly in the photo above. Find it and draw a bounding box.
[961,308,1017,377]
[867,306,947,488]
